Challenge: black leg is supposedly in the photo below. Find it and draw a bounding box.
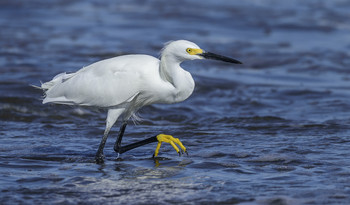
[113,133,187,158]
[95,109,125,163]
[95,120,126,164]
[95,130,110,164]
[113,122,158,156]
[113,122,127,153]
[117,136,158,154]
[112,124,186,158]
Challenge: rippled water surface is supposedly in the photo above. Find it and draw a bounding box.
[1,0,350,204]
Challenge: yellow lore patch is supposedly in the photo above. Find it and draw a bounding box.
[186,48,203,55]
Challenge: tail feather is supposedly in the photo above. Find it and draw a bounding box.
[31,84,43,90]
[41,72,75,90]
[35,72,76,103]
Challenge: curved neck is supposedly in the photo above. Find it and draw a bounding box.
[159,54,176,85]
[159,54,195,102]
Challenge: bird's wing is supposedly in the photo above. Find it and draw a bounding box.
[43,55,160,108]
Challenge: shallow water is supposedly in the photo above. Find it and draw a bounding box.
[1,0,350,204]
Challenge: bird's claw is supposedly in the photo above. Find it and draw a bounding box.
[153,134,187,158]
[179,149,189,156]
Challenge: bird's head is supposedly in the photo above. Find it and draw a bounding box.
[161,40,242,64]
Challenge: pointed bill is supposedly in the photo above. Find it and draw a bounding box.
[199,52,242,64]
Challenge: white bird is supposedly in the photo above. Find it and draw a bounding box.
[40,40,242,163]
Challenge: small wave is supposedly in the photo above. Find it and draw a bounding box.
[249,154,303,165]
[239,195,302,205]
[214,116,288,124]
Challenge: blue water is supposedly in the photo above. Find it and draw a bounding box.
[1,0,350,204]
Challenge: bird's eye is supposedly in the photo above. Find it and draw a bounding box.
[186,48,192,53]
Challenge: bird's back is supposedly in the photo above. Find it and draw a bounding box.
[42,55,160,108]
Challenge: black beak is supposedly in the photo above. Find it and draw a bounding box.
[200,52,242,64]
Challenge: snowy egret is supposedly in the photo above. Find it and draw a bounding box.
[40,40,242,163]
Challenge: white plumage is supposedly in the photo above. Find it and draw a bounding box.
[40,40,241,162]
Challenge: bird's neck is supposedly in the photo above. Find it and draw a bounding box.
[159,55,195,103]
[159,55,176,85]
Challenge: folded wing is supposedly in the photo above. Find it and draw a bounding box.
[42,55,159,108]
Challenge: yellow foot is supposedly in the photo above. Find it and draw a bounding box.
[153,134,187,158]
